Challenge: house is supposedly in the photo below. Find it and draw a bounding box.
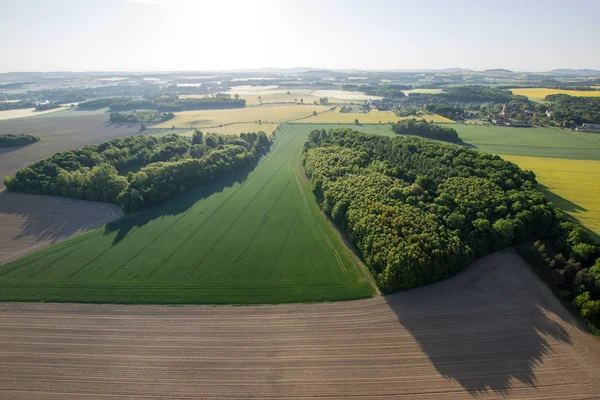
[545,110,553,118]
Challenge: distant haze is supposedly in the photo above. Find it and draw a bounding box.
[1,0,599,72]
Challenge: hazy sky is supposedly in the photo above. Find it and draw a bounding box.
[1,0,599,72]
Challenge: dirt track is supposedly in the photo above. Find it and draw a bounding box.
[0,191,123,265]
[0,249,599,399]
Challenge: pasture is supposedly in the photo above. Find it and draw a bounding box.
[0,124,374,304]
[501,155,600,237]
[190,122,279,136]
[510,88,600,101]
[153,104,331,129]
[453,123,600,160]
[2,249,600,398]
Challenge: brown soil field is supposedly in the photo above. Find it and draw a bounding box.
[0,114,141,189]
[0,249,598,399]
[0,191,123,265]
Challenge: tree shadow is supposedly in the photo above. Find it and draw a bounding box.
[537,183,587,213]
[103,164,256,245]
[383,249,573,396]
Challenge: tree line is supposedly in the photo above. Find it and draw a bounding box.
[303,128,600,330]
[4,131,271,211]
[0,133,40,148]
[391,118,461,142]
[78,96,246,112]
[109,111,175,123]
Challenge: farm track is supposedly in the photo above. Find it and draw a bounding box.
[1,250,599,399]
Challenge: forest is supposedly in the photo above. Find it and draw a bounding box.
[109,111,175,123]
[4,130,271,211]
[78,95,245,112]
[303,128,600,329]
[392,118,461,142]
[0,133,40,148]
[545,94,600,125]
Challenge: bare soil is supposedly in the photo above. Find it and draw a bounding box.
[0,191,123,265]
[0,249,598,399]
[0,114,141,189]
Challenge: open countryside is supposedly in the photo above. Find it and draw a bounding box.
[2,0,600,397]
[0,124,373,304]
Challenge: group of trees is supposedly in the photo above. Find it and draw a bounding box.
[424,104,464,120]
[109,111,175,124]
[519,220,600,330]
[303,129,554,293]
[545,94,600,125]
[391,118,461,143]
[78,96,246,112]
[4,131,271,211]
[0,133,40,148]
[303,128,600,330]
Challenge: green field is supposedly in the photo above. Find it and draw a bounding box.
[0,124,374,304]
[452,124,600,160]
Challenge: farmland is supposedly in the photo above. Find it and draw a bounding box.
[510,88,600,101]
[0,106,68,121]
[1,249,600,399]
[0,114,142,189]
[452,123,600,160]
[0,124,374,304]
[0,191,123,265]
[153,104,331,129]
[296,111,453,124]
[501,155,600,237]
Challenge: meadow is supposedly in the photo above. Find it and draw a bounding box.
[501,155,600,237]
[510,88,600,101]
[452,123,600,160]
[0,124,374,304]
[0,106,68,121]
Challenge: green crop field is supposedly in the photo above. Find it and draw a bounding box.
[0,124,375,304]
[452,123,600,160]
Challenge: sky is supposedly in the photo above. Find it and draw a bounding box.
[0,0,599,73]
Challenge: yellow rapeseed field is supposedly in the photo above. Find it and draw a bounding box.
[154,105,330,129]
[293,111,454,124]
[502,155,600,236]
[510,88,600,101]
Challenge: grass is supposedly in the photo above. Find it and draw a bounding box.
[295,111,453,124]
[452,123,600,160]
[288,122,396,137]
[153,104,331,129]
[501,155,600,237]
[510,88,600,102]
[195,122,279,136]
[0,124,375,304]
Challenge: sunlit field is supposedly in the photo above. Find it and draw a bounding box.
[154,104,330,129]
[0,107,67,121]
[501,155,600,236]
[510,88,600,101]
[295,111,453,124]
[402,88,444,95]
[187,122,278,136]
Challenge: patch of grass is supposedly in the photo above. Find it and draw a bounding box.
[501,155,600,237]
[510,88,600,102]
[0,124,374,304]
[452,123,600,160]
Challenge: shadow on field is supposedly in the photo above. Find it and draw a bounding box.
[103,164,255,245]
[537,184,587,213]
[384,249,573,396]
